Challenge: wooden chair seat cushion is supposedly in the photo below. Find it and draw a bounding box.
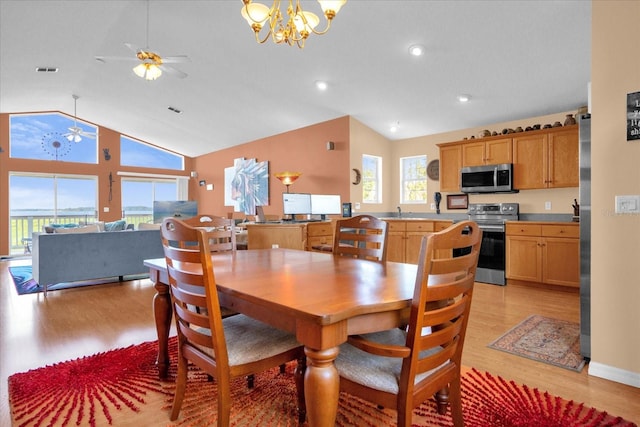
[335,328,444,395]
[195,314,302,365]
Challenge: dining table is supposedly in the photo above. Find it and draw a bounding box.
[144,248,417,427]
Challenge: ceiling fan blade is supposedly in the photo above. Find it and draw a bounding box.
[80,132,97,139]
[124,42,143,53]
[95,55,139,63]
[159,64,188,79]
[161,55,191,64]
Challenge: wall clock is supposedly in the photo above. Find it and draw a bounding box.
[427,159,440,181]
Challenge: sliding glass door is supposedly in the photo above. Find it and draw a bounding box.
[9,174,97,254]
[121,178,177,228]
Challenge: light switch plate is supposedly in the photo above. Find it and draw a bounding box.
[615,195,640,213]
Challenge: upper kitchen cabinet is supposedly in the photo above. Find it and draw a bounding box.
[461,137,512,167]
[513,126,578,189]
[438,143,462,192]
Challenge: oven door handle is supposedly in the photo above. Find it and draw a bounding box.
[477,224,505,232]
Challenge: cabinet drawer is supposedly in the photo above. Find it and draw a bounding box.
[542,224,579,238]
[506,223,541,236]
[406,221,434,232]
[307,235,332,247]
[435,221,453,231]
[386,221,406,232]
[307,223,333,237]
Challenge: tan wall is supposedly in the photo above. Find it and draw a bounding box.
[192,116,350,218]
[0,112,193,254]
[590,1,640,383]
[348,117,394,213]
[391,111,580,215]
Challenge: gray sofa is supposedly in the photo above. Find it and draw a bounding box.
[32,229,164,294]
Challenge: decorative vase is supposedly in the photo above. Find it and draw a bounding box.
[564,114,576,126]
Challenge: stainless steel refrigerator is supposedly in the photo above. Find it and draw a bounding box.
[579,113,591,359]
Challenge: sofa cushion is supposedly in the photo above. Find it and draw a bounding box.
[138,222,161,230]
[104,220,126,232]
[54,224,101,234]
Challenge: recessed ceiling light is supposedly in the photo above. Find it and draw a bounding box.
[390,122,400,133]
[315,80,328,91]
[408,44,425,57]
[457,94,471,103]
[35,67,59,73]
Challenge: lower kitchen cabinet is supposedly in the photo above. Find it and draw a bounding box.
[506,222,579,288]
[386,220,452,264]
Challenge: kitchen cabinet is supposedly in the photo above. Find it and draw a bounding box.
[512,126,578,189]
[306,221,335,251]
[247,223,307,250]
[438,143,462,192]
[505,222,579,288]
[386,220,452,264]
[461,138,512,167]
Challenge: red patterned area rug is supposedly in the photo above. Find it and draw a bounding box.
[8,337,636,427]
[488,314,586,372]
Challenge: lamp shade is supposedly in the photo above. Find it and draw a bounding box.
[275,171,302,186]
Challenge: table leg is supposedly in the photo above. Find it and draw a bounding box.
[303,346,339,427]
[152,274,172,379]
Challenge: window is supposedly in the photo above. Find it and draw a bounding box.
[8,173,97,254]
[9,113,98,163]
[120,135,184,170]
[121,178,178,227]
[400,155,427,203]
[362,154,382,203]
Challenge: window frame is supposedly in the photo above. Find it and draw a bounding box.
[362,154,382,204]
[400,155,428,204]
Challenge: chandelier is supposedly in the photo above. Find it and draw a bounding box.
[240,0,346,48]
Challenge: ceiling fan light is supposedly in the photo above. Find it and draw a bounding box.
[133,63,147,78]
[133,63,162,80]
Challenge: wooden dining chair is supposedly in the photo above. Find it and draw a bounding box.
[335,220,482,427]
[331,214,388,261]
[160,218,306,425]
[183,214,237,253]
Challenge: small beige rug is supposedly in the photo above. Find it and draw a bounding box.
[488,314,586,372]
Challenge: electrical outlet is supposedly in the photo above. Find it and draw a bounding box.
[545,201,552,210]
[430,203,436,210]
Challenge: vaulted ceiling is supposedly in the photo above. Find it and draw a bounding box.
[0,1,591,157]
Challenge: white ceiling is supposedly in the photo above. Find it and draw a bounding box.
[0,1,591,158]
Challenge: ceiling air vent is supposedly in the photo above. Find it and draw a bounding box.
[168,106,182,114]
[35,67,59,73]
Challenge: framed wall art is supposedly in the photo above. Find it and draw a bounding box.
[446,194,468,210]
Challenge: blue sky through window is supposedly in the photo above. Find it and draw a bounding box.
[10,113,98,162]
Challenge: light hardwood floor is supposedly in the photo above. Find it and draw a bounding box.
[1,257,639,425]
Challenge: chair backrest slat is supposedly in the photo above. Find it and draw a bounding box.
[332,215,389,261]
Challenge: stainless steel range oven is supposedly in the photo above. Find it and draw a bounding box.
[467,202,519,285]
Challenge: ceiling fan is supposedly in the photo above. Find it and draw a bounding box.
[63,95,97,143]
[94,1,190,80]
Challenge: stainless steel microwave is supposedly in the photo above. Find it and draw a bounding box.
[460,163,516,193]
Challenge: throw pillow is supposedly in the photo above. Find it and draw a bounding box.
[55,224,101,234]
[104,219,127,232]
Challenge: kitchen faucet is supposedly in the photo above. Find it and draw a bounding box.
[397,206,402,217]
